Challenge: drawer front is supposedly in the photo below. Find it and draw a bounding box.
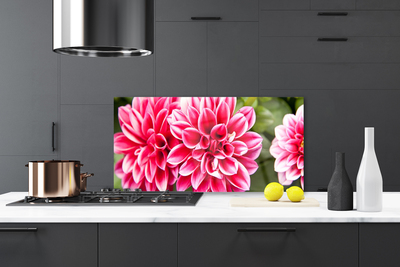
[311,0,356,10]
[260,11,400,36]
[260,37,400,63]
[260,0,310,10]
[0,223,97,267]
[357,0,400,10]
[260,63,400,90]
[156,0,258,21]
[178,223,358,267]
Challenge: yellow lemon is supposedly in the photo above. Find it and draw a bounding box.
[286,186,304,202]
[264,182,283,201]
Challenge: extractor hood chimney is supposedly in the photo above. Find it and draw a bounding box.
[53,0,154,57]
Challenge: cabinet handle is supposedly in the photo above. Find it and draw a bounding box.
[317,12,348,16]
[318,38,348,42]
[191,17,221,20]
[52,122,56,152]
[237,228,296,232]
[0,228,38,232]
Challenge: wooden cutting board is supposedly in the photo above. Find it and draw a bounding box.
[230,197,320,207]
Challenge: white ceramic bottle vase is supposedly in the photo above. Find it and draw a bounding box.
[356,127,383,212]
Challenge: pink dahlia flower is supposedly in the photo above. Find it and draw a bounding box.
[270,105,304,188]
[114,97,181,191]
[166,97,263,192]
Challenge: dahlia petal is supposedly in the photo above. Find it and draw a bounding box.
[219,157,239,176]
[222,143,234,157]
[227,113,248,138]
[145,180,157,191]
[154,134,167,150]
[224,97,236,117]
[275,125,288,140]
[166,143,192,165]
[118,105,132,127]
[121,124,146,145]
[231,141,248,156]
[236,132,263,149]
[285,139,301,153]
[132,160,145,183]
[141,112,153,137]
[238,106,256,131]
[114,132,137,154]
[235,156,258,175]
[287,153,298,166]
[216,102,230,125]
[200,152,213,174]
[187,106,200,129]
[196,174,211,192]
[213,150,226,160]
[182,128,202,149]
[274,151,291,172]
[226,162,250,191]
[155,150,167,170]
[200,136,210,149]
[270,139,284,158]
[170,109,190,124]
[176,175,192,191]
[145,159,157,183]
[170,121,191,140]
[179,157,200,176]
[296,105,304,121]
[286,126,296,139]
[192,149,206,160]
[297,155,304,169]
[286,165,302,181]
[278,172,293,186]
[114,158,124,178]
[210,124,228,142]
[200,97,216,112]
[165,132,180,150]
[191,167,207,190]
[283,114,297,129]
[210,177,227,192]
[137,146,150,166]
[198,108,217,135]
[296,121,304,135]
[155,109,168,134]
[122,152,136,173]
[243,143,262,160]
[155,167,168,191]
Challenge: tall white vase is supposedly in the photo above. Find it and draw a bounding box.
[356,127,382,212]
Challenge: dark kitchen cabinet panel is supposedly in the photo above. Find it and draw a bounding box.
[260,63,400,90]
[207,22,258,96]
[0,0,58,156]
[99,224,177,267]
[311,0,356,10]
[260,11,400,37]
[155,22,207,96]
[259,89,400,191]
[0,223,97,267]
[356,0,400,10]
[60,56,154,105]
[156,0,258,21]
[260,37,400,63]
[178,223,358,267]
[260,0,310,10]
[60,105,113,190]
[360,224,400,267]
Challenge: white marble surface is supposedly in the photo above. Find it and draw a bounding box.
[1,192,400,223]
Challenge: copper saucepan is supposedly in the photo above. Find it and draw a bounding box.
[26,160,94,198]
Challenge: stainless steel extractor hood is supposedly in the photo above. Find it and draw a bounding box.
[53,0,154,57]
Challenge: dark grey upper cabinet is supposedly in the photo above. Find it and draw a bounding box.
[156,0,258,21]
[260,0,311,10]
[0,0,57,156]
[179,223,358,267]
[60,56,154,105]
[156,0,258,96]
[311,0,356,10]
[0,223,97,267]
[155,22,208,96]
[260,11,400,36]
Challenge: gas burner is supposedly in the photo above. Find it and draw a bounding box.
[8,189,203,206]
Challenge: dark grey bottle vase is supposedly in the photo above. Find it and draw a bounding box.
[328,152,354,211]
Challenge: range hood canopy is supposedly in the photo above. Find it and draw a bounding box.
[53,0,154,57]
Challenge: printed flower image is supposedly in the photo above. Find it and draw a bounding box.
[114,97,304,192]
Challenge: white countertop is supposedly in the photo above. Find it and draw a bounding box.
[1,192,400,223]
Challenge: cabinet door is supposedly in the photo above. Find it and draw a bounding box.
[360,223,400,267]
[155,22,207,96]
[99,224,177,267]
[208,22,258,96]
[178,223,358,267]
[0,223,97,267]
[0,0,58,156]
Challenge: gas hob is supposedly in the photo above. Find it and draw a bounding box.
[6,189,203,206]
